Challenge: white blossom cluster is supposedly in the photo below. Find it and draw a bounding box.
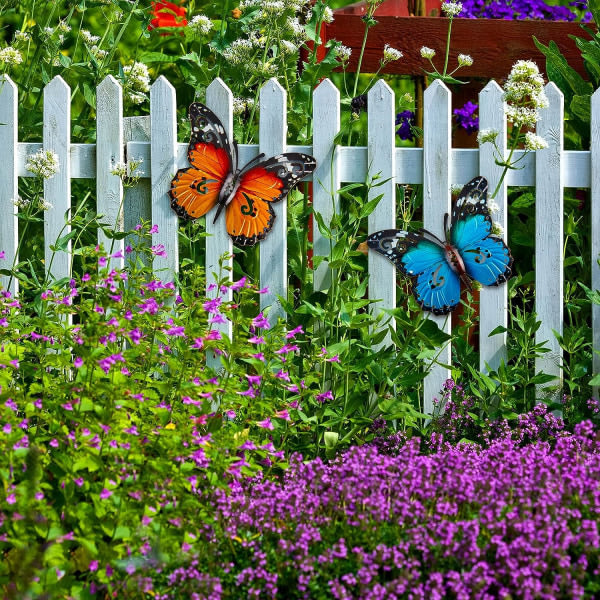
[80,29,107,61]
[503,60,548,127]
[26,150,60,179]
[0,46,23,66]
[188,15,214,36]
[123,62,151,105]
[441,1,463,17]
[382,44,403,64]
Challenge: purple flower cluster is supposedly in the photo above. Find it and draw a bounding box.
[157,423,600,599]
[460,0,591,21]
[395,110,416,141]
[454,100,479,134]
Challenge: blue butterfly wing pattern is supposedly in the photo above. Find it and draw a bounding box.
[367,229,462,314]
[450,177,513,286]
[367,177,513,314]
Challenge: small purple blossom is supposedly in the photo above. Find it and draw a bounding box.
[454,100,479,134]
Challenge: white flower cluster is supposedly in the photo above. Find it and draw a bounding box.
[503,60,548,127]
[420,46,436,59]
[0,46,23,66]
[382,44,403,63]
[26,149,60,179]
[81,29,107,61]
[12,31,31,45]
[457,53,473,67]
[336,44,352,64]
[189,14,214,36]
[477,128,499,145]
[81,29,100,45]
[222,39,255,66]
[123,62,151,105]
[233,96,255,115]
[322,6,334,23]
[441,1,463,17]
[524,131,548,150]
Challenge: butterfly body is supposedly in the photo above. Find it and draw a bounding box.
[170,103,317,246]
[368,177,512,314]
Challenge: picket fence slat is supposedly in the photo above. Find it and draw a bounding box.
[43,76,71,283]
[3,76,599,413]
[150,76,178,283]
[0,75,18,294]
[96,76,124,268]
[368,80,396,341]
[535,83,565,393]
[479,80,508,373]
[313,79,341,292]
[205,78,233,344]
[422,80,452,414]
[592,88,600,396]
[123,116,152,263]
[259,79,287,324]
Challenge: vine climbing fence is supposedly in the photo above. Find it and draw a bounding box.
[1,73,598,413]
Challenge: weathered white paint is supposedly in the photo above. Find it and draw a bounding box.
[367,80,396,342]
[43,76,71,283]
[422,80,452,415]
[592,88,600,397]
[150,76,178,283]
[535,83,564,395]
[259,79,287,325]
[313,79,341,292]
[205,78,234,368]
[96,75,124,269]
[479,80,508,373]
[0,75,18,294]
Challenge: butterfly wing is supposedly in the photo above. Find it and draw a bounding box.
[226,153,316,246]
[450,177,513,286]
[169,103,236,220]
[367,229,462,314]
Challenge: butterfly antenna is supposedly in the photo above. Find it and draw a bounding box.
[444,213,450,241]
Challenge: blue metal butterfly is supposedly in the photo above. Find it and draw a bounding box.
[367,177,513,315]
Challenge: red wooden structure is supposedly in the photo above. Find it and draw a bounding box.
[326,0,592,80]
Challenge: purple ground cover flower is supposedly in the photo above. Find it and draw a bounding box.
[182,425,600,598]
[460,0,590,21]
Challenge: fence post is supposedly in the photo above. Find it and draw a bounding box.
[96,75,124,268]
[0,75,18,294]
[367,80,396,343]
[479,80,508,373]
[259,78,287,324]
[535,82,564,396]
[313,78,341,292]
[150,76,178,283]
[422,79,452,415]
[205,78,234,368]
[592,88,600,398]
[43,76,71,284]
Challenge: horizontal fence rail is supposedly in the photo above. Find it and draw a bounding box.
[1,74,599,413]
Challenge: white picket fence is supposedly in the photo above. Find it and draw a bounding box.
[1,73,599,413]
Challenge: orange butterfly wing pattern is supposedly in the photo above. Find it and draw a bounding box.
[169,102,317,247]
[226,155,315,246]
[170,143,229,218]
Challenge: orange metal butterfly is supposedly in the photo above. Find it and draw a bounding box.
[169,103,317,247]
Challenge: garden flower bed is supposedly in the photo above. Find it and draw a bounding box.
[104,418,600,598]
[2,0,600,597]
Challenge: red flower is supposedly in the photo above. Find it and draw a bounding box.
[149,1,187,31]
